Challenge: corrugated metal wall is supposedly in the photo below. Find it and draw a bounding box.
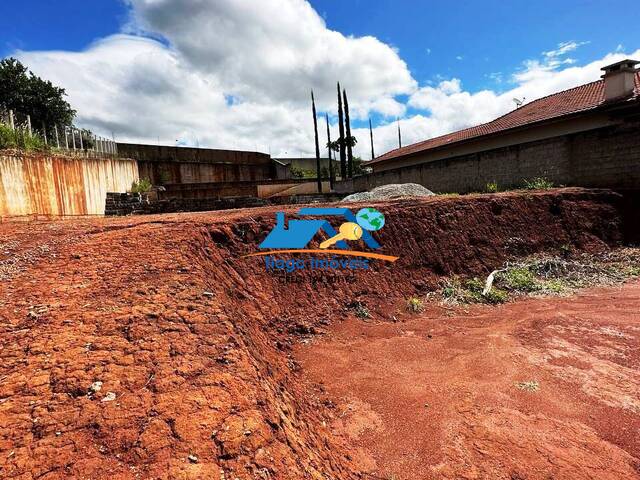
[0,152,138,217]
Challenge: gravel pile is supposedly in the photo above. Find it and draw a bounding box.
[342,183,435,202]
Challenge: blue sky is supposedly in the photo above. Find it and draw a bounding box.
[3,0,635,91]
[1,0,638,156]
[314,0,635,90]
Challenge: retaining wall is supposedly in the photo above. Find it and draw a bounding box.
[117,143,273,184]
[0,151,138,217]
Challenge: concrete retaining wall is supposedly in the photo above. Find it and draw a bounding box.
[117,143,273,184]
[159,179,330,200]
[0,151,138,217]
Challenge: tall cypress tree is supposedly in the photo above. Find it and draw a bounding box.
[343,89,353,178]
[369,118,375,160]
[337,82,346,180]
[325,113,334,190]
[311,90,322,193]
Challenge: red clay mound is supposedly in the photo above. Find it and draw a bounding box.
[0,188,627,479]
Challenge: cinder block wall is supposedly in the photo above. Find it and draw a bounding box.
[355,120,640,193]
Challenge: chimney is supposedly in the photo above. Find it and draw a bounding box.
[601,59,639,101]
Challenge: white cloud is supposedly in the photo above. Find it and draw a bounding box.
[17,0,415,156]
[126,0,415,111]
[373,46,640,160]
[543,41,589,59]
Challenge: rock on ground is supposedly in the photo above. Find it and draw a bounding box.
[342,183,435,202]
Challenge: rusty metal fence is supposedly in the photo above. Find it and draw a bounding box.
[0,107,118,157]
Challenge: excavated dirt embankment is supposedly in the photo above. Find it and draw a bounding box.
[0,189,626,479]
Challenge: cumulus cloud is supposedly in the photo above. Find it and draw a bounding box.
[10,2,640,160]
[378,45,640,160]
[16,0,416,156]
[127,0,415,111]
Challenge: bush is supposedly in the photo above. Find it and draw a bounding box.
[500,267,540,292]
[406,296,424,313]
[523,177,554,190]
[441,276,508,304]
[353,302,370,319]
[0,125,47,151]
[485,181,499,193]
[289,166,305,179]
[131,178,152,193]
[0,124,18,149]
[464,277,508,304]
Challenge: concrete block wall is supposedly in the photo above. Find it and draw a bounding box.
[354,120,640,194]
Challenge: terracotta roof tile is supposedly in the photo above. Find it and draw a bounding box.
[372,71,640,164]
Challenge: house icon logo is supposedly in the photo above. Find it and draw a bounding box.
[260,207,382,250]
[243,207,398,267]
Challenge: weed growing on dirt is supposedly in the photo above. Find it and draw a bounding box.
[406,296,424,313]
[485,181,499,193]
[522,177,554,190]
[466,278,508,304]
[516,381,539,392]
[627,266,640,276]
[500,267,540,292]
[440,277,508,305]
[437,249,640,309]
[353,302,371,319]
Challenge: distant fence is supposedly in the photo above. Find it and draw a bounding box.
[0,107,118,158]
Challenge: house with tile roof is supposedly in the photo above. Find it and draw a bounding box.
[355,59,640,194]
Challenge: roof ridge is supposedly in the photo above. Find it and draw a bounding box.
[372,75,617,163]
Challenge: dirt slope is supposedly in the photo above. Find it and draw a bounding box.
[0,189,629,479]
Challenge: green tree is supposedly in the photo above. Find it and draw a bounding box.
[0,57,76,128]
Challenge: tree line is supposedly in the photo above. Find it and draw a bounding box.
[0,57,75,128]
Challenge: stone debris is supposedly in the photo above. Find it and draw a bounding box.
[342,183,435,202]
[88,381,103,395]
[101,392,117,402]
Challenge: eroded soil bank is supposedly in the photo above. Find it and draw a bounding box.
[0,188,632,479]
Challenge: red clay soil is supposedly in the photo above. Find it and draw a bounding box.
[297,283,640,479]
[0,188,632,479]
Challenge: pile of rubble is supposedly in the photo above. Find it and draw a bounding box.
[342,183,435,202]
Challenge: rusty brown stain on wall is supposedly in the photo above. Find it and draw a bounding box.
[0,151,138,217]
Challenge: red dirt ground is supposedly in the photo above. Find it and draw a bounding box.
[297,283,640,479]
[0,188,635,479]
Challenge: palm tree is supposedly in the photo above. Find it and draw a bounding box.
[311,90,322,193]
